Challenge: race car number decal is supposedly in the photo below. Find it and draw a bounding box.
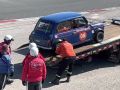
[79,31,87,41]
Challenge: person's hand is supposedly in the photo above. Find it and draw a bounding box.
[22,81,27,86]
[10,72,14,77]
[75,56,79,60]
[56,55,62,60]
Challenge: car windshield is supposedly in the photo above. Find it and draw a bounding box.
[36,21,51,33]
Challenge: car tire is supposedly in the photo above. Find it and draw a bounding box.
[94,31,104,43]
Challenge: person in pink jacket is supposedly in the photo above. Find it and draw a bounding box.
[0,35,14,84]
[21,47,47,90]
[0,35,14,57]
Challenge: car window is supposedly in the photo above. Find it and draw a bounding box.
[57,21,72,33]
[73,17,87,28]
[36,21,51,33]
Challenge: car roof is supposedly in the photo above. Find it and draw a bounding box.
[40,12,82,23]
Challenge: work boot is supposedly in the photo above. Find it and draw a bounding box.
[6,79,14,84]
[51,78,60,85]
[66,76,70,82]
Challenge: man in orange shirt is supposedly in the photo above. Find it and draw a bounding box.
[51,39,76,85]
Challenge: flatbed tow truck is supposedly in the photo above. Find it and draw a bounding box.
[46,19,120,66]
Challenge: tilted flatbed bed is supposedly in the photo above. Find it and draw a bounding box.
[75,24,120,59]
[46,21,120,66]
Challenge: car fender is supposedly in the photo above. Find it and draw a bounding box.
[91,23,104,33]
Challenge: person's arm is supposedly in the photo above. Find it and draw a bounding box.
[1,55,14,77]
[22,53,29,66]
[42,62,47,81]
[21,58,29,81]
[9,61,14,76]
[9,46,12,55]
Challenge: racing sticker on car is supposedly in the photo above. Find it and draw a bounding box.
[79,31,87,41]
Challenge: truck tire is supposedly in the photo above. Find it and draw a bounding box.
[117,47,120,62]
[94,31,104,43]
[107,46,120,63]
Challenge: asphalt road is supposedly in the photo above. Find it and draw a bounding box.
[0,0,120,90]
[0,0,120,19]
[0,7,119,90]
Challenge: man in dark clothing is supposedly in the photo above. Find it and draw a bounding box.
[51,39,76,85]
[0,46,14,90]
[21,47,47,90]
[0,35,14,84]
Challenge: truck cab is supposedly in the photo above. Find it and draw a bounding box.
[29,12,104,50]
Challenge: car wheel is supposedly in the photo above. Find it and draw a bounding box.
[94,31,104,43]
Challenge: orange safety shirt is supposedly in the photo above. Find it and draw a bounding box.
[56,41,76,58]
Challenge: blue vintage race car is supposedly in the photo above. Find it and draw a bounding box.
[29,12,104,50]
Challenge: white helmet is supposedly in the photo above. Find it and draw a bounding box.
[29,42,37,49]
[4,35,14,41]
[30,47,39,57]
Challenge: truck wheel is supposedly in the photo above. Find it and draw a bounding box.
[94,31,104,43]
[117,47,120,62]
[107,46,120,63]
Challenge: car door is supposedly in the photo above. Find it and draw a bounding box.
[71,17,93,45]
[55,21,76,44]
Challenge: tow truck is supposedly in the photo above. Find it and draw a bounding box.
[28,12,120,66]
[46,18,120,66]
